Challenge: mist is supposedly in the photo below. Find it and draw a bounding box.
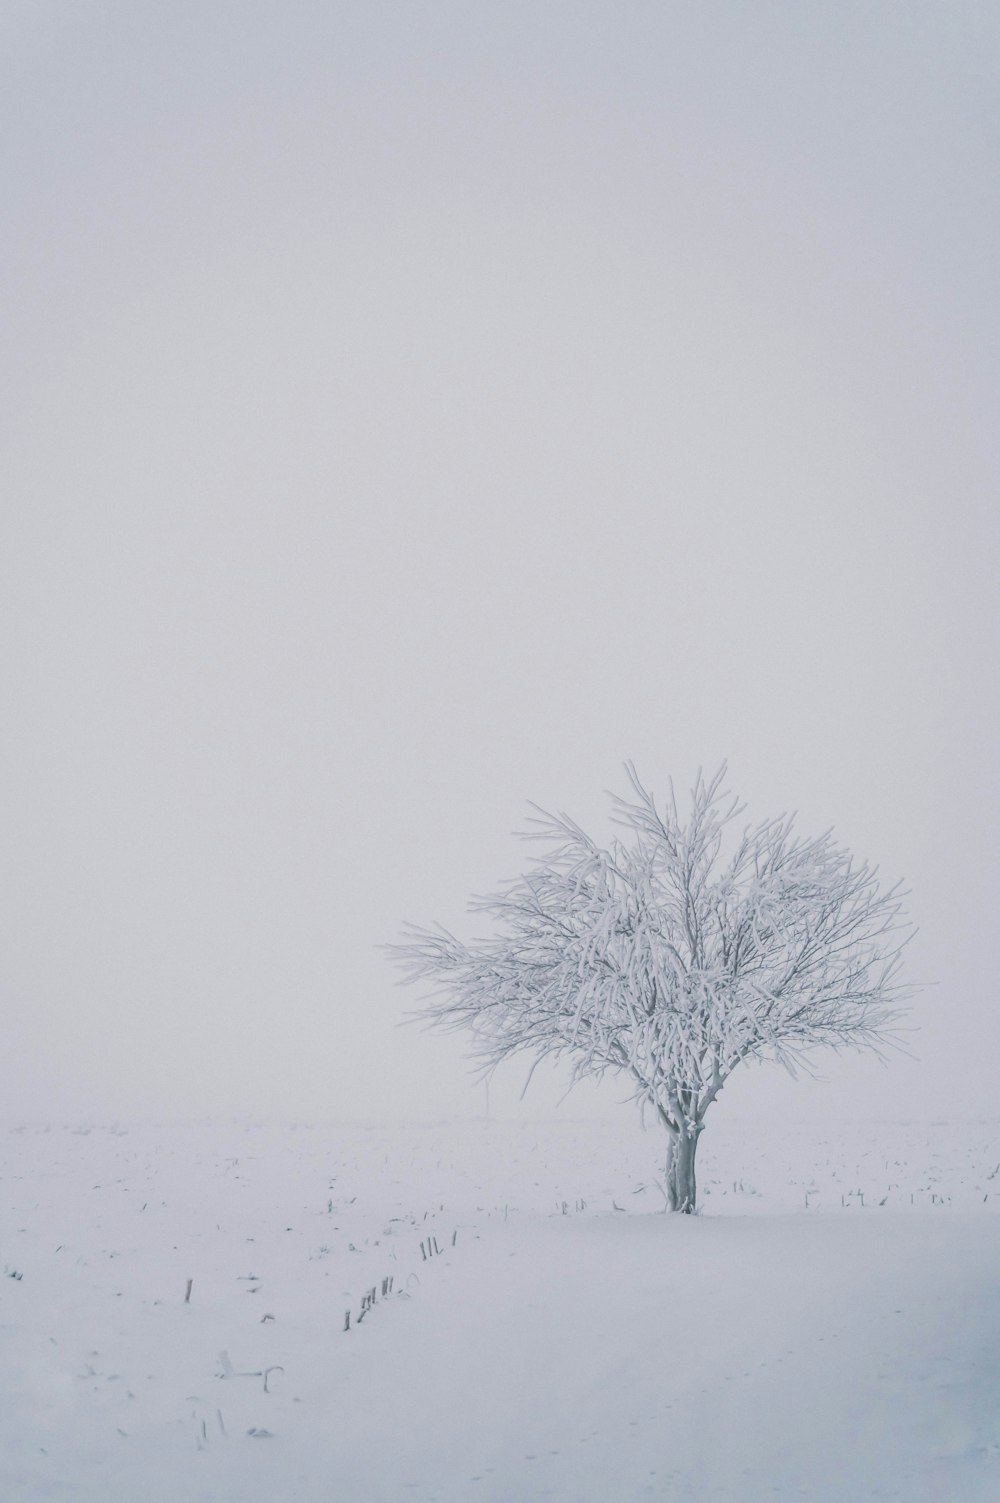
[3,3,998,1125]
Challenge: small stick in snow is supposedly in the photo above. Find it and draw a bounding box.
[185,1278,193,1303]
[343,1310,350,1332]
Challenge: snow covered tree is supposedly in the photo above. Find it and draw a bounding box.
[388,767,916,1212]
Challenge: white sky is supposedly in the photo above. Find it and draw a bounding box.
[2,3,998,1125]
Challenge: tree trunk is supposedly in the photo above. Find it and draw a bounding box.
[664,1126,699,1213]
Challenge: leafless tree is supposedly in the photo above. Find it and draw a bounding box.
[388,766,916,1212]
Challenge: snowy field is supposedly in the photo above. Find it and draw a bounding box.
[3,1115,1000,1502]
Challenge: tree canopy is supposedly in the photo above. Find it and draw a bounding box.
[389,766,916,1210]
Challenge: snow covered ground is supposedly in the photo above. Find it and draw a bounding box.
[3,1115,999,1501]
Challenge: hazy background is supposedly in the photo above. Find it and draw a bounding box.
[3,2,998,1126]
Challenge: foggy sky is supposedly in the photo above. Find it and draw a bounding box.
[3,3,998,1125]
